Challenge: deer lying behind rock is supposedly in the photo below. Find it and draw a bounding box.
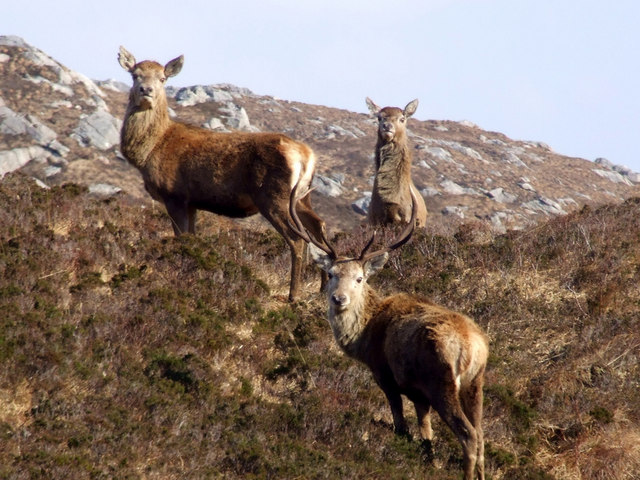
[290,187,488,480]
[117,46,326,301]
[366,97,428,228]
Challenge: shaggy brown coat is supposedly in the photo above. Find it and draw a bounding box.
[366,97,428,227]
[118,47,325,301]
[306,220,488,480]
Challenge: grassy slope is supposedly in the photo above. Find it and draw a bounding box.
[1,172,639,479]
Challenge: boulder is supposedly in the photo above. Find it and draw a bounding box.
[313,173,344,197]
[487,187,517,204]
[0,146,51,177]
[352,194,371,216]
[72,110,122,150]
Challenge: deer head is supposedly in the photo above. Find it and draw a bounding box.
[366,97,419,144]
[118,46,184,110]
[289,186,417,311]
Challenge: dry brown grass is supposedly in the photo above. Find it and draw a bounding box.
[1,172,640,479]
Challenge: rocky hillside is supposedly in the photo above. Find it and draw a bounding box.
[1,34,639,233]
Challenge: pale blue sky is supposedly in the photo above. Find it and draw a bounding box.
[4,0,640,171]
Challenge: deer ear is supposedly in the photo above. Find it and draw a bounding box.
[404,99,419,118]
[165,55,184,78]
[309,243,333,272]
[118,46,136,72]
[364,252,389,277]
[366,97,381,116]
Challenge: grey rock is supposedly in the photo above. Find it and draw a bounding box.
[96,79,130,93]
[73,110,122,150]
[435,140,484,162]
[175,85,234,106]
[592,169,633,186]
[522,196,566,216]
[203,117,228,131]
[440,179,480,196]
[442,206,467,218]
[0,107,57,145]
[0,146,51,177]
[218,104,258,131]
[487,187,517,204]
[89,183,122,197]
[352,194,371,216]
[594,157,614,169]
[627,172,640,183]
[517,178,536,192]
[421,186,440,197]
[312,174,344,197]
[0,35,29,48]
[46,140,70,158]
[426,146,453,163]
[489,212,508,234]
[503,151,528,168]
[44,166,62,178]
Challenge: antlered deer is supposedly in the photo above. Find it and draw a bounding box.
[290,187,488,480]
[117,46,326,301]
[366,97,427,228]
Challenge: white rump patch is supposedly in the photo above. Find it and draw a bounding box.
[287,145,315,192]
[290,161,302,191]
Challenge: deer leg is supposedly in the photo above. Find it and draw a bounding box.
[261,209,305,301]
[287,237,305,301]
[187,205,197,234]
[295,193,328,291]
[374,373,408,437]
[461,370,485,480]
[430,385,478,480]
[386,391,408,437]
[415,401,434,463]
[164,198,189,236]
[415,402,433,441]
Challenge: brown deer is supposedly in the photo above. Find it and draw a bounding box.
[365,97,428,228]
[117,46,326,301]
[289,187,488,480]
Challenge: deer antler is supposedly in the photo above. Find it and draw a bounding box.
[288,184,338,259]
[359,187,418,263]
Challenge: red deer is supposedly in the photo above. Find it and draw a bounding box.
[365,97,428,228]
[117,46,326,301]
[290,187,488,480]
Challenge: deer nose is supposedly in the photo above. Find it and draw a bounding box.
[331,293,349,307]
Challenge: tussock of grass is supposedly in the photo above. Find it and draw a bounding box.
[1,172,640,478]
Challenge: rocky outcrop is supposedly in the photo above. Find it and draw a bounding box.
[1,36,639,234]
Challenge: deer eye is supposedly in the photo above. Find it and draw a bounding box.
[356,277,363,284]
[400,116,406,123]
[160,77,166,83]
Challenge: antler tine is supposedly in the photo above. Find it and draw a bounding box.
[360,187,419,263]
[358,230,377,261]
[288,184,337,259]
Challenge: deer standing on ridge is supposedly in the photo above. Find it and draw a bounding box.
[117,46,326,301]
[289,187,488,480]
[366,97,428,228]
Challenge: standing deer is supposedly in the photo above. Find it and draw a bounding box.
[366,97,427,228]
[289,187,488,480]
[117,46,326,301]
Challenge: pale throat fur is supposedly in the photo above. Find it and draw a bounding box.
[328,285,380,357]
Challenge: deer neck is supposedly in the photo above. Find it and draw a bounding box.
[329,286,381,358]
[374,141,412,196]
[120,94,171,168]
